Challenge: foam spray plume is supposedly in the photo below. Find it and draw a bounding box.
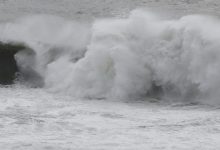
[0,10,220,104]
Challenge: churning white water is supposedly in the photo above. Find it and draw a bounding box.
[1,0,220,148]
[1,10,220,104]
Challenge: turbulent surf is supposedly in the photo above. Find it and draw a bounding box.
[1,9,220,103]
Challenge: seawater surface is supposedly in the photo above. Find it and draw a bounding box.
[1,85,220,149]
[1,0,220,149]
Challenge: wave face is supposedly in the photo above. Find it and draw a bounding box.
[1,10,220,103]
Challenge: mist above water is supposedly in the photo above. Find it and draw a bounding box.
[1,9,220,103]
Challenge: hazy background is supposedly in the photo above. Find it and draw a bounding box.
[1,0,220,22]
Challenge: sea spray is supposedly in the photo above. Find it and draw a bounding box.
[1,10,220,103]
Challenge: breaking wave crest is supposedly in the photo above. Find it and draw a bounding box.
[1,10,220,103]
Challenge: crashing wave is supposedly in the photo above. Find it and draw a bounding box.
[1,10,220,103]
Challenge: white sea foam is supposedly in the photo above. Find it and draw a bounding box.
[1,10,220,103]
